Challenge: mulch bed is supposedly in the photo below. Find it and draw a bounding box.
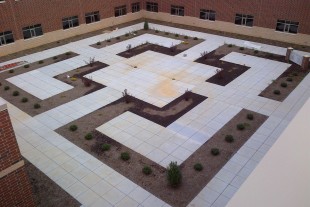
[57,103,267,206]
[195,49,250,86]
[24,159,80,207]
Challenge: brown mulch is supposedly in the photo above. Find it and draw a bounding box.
[57,104,267,206]
[24,159,80,207]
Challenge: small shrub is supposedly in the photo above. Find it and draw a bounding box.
[225,135,234,143]
[193,37,198,40]
[12,91,19,96]
[281,82,287,88]
[116,36,120,40]
[122,89,130,103]
[155,30,159,33]
[293,72,298,76]
[102,144,111,151]
[106,39,111,42]
[70,77,77,81]
[175,33,179,37]
[254,50,259,54]
[247,113,254,120]
[133,31,138,35]
[144,21,149,30]
[38,60,44,64]
[24,64,30,68]
[125,33,130,37]
[239,47,245,50]
[167,162,182,187]
[142,166,152,175]
[273,90,281,95]
[184,89,191,101]
[228,44,233,47]
[96,41,101,45]
[211,148,220,156]
[120,152,130,161]
[84,133,93,140]
[9,69,14,73]
[193,163,203,171]
[82,78,92,87]
[237,123,245,130]
[165,32,169,35]
[184,35,189,39]
[65,52,71,56]
[34,103,41,109]
[53,56,58,60]
[286,77,293,82]
[69,125,78,131]
[4,86,10,91]
[21,97,28,103]
[126,44,132,51]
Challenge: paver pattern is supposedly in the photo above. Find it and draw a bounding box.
[0,22,309,207]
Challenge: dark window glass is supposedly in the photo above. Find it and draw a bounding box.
[115,5,127,17]
[132,2,140,13]
[85,11,100,24]
[0,31,14,46]
[200,9,216,21]
[276,19,299,34]
[146,2,158,12]
[235,13,254,27]
[22,24,43,39]
[171,5,184,16]
[62,16,79,30]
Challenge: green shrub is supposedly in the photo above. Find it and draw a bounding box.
[273,90,281,95]
[225,135,234,143]
[239,47,245,50]
[228,44,233,47]
[69,125,78,131]
[237,123,245,130]
[211,148,220,156]
[144,21,149,30]
[155,30,159,33]
[193,163,203,171]
[175,34,179,37]
[38,60,44,64]
[96,41,101,45]
[34,103,41,109]
[21,97,28,103]
[102,144,111,151]
[184,35,189,39]
[167,161,182,187]
[142,166,152,175]
[24,64,30,68]
[254,50,259,54]
[84,133,93,140]
[293,72,298,76]
[106,39,111,42]
[286,77,293,82]
[125,33,129,37]
[65,52,71,56]
[4,86,10,91]
[193,37,198,40]
[281,82,287,88]
[53,56,58,60]
[121,152,130,161]
[12,91,19,96]
[9,69,14,73]
[116,36,120,40]
[165,32,169,35]
[247,113,254,120]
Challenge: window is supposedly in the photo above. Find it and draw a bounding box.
[115,5,127,17]
[146,2,158,12]
[276,20,299,34]
[85,11,100,24]
[0,31,14,46]
[62,16,79,30]
[132,2,140,13]
[200,9,216,21]
[235,13,254,27]
[22,24,43,39]
[171,5,184,16]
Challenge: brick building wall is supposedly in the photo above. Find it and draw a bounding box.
[0,107,35,207]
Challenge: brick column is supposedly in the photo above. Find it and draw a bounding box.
[0,104,35,207]
[301,55,309,70]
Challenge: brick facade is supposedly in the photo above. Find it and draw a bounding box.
[0,108,35,207]
[0,0,309,42]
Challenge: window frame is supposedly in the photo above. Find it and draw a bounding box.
[132,2,140,13]
[146,2,158,12]
[199,9,216,21]
[171,5,184,16]
[0,31,14,46]
[22,24,43,39]
[235,13,254,27]
[115,5,127,17]
[276,19,299,34]
[62,16,79,30]
[85,11,100,24]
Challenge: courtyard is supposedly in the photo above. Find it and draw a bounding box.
[0,22,309,207]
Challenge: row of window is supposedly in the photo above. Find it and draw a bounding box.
[0,3,301,46]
